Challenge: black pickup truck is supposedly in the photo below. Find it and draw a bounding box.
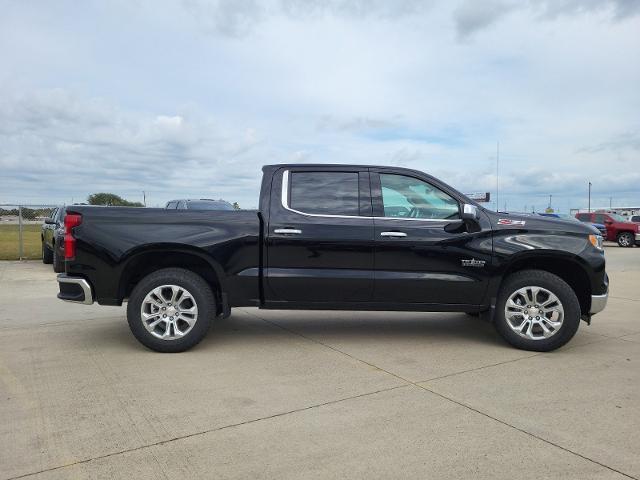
[57,164,608,353]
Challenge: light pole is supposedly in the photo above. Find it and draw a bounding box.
[496,141,499,212]
[588,182,592,212]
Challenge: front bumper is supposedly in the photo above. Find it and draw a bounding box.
[590,292,608,315]
[57,274,94,305]
[636,233,640,245]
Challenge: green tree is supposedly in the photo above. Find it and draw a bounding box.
[87,193,144,207]
[232,202,241,210]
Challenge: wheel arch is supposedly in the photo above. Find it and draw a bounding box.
[117,246,226,314]
[496,252,592,316]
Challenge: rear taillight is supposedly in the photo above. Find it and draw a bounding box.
[64,213,82,260]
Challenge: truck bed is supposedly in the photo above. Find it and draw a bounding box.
[65,206,261,307]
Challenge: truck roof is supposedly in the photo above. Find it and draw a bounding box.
[264,163,416,170]
[262,164,430,178]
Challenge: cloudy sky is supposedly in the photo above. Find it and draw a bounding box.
[1,0,639,211]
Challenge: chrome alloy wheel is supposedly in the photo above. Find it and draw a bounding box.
[141,285,198,340]
[619,233,632,247]
[504,286,564,340]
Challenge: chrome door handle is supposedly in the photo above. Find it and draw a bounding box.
[274,228,302,235]
[380,231,407,237]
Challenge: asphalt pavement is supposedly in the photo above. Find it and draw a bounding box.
[0,244,638,479]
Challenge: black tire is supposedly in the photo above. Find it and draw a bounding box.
[127,268,216,353]
[494,270,581,352]
[53,245,64,273]
[42,241,53,264]
[617,232,634,248]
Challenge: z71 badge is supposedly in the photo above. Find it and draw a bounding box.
[461,259,486,267]
[497,218,526,226]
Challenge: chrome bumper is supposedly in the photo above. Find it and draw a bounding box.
[57,274,94,305]
[590,292,608,315]
[636,233,640,243]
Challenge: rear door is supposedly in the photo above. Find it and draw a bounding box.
[265,167,374,303]
[371,170,492,305]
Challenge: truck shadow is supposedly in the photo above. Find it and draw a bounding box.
[79,311,505,353]
[201,310,504,349]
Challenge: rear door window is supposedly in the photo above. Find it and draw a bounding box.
[289,171,360,216]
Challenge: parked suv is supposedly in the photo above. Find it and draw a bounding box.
[41,206,66,272]
[576,212,640,247]
[165,199,235,210]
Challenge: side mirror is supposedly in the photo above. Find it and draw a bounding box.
[461,204,479,221]
[44,218,56,225]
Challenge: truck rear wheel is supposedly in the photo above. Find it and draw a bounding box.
[494,270,581,352]
[617,232,634,248]
[127,268,216,352]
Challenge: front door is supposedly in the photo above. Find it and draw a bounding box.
[371,170,492,306]
[265,167,374,304]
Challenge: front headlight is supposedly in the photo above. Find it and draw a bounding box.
[589,234,604,250]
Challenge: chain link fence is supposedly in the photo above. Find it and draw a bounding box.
[0,205,58,260]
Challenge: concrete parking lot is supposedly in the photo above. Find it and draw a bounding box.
[1,245,639,479]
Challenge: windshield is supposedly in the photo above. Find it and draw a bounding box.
[187,201,234,211]
[608,213,627,222]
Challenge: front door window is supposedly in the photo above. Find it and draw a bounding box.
[379,174,459,220]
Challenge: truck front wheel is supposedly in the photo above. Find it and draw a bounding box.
[617,232,634,248]
[127,268,216,352]
[494,270,581,352]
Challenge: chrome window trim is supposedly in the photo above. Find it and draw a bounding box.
[282,169,363,219]
[281,169,463,223]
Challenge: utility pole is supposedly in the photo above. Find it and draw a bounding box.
[548,194,552,209]
[609,197,612,209]
[588,182,592,212]
[496,141,500,212]
[143,191,147,207]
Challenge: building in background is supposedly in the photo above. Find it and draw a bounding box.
[464,192,491,203]
[570,207,640,218]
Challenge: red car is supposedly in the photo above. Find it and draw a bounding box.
[576,212,640,247]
